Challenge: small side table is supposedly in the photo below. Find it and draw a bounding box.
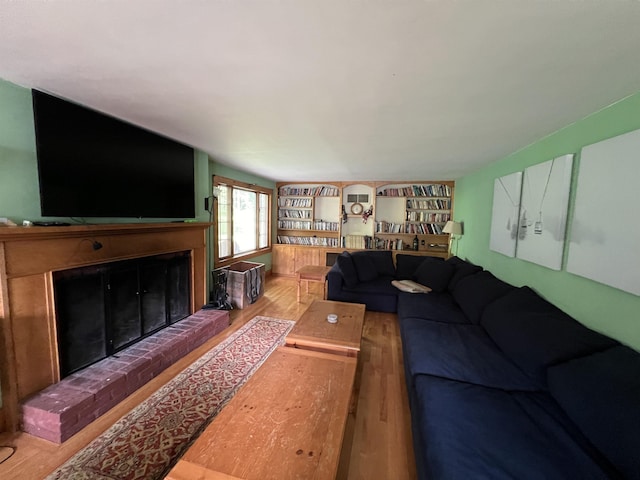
[296,265,332,302]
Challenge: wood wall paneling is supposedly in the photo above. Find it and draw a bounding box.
[0,242,18,432]
[293,247,321,273]
[10,274,57,399]
[272,245,295,275]
[4,229,205,278]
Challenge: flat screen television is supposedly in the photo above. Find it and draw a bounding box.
[32,90,196,218]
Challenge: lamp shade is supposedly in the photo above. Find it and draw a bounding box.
[443,221,462,235]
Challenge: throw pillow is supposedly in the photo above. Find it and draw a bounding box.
[352,250,395,277]
[484,309,618,383]
[392,279,432,293]
[396,254,443,280]
[547,346,640,480]
[413,259,455,292]
[352,254,379,282]
[445,256,483,290]
[336,252,359,287]
[451,271,515,324]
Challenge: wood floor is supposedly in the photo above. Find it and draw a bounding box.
[0,275,416,479]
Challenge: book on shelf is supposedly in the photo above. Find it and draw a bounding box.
[374,237,404,250]
[406,211,451,223]
[277,236,340,247]
[405,223,444,234]
[278,220,313,230]
[375,221,404,233]
[377,184,452,198]
[278,197,313,207]
[279,186,339,196]
[278,209,312,219]
[312,220,339,231]
[342,234,373,249]
[406,198,451,210]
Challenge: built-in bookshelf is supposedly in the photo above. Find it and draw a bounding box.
[374,182,453,254]
[275,180,454,257]
[276,183,341,248]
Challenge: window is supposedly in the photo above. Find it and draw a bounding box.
[213,176,272,265]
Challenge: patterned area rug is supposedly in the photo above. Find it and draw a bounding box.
[46,316,294,480]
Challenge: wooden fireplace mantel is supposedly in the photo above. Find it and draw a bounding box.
[0,222,211,433]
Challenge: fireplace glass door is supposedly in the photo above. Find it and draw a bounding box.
[55,265,108,376]
[54,252,191,377]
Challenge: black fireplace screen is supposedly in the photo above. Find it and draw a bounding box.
[54,252,191,377]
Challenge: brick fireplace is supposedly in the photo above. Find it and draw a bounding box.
[0,223,212,434]
[21,307,229,443]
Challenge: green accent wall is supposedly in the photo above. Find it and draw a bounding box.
[454,91,640,351]
[0,78,40,222]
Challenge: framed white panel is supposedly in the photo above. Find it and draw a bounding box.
[567,129,640,296]
[516,154,574,270]
[315,196,339,222]
[375,196,405,224]
[490,171,522,257]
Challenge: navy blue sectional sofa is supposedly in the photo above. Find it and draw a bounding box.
[327,251,640,480]
[327,250,400,312]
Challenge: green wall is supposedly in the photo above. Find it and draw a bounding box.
[454,91,640,351]
[0,78,40,222]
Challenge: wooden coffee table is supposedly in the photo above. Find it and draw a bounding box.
[285,299,366,358]
[296,265,331,302]
[165,347,356,480]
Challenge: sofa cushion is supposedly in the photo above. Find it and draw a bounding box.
[329,279,398,313]
[336,252,358,287]
[548,346,640,480]
[352,250,395,277]
[445,256,483,290]
[413,375,617,480]
[480,286,566,328]
[342,276,397,295]
[444,255,466,267]
[352,254,378,282]
[413,259,454,293]
[400,318,539,391]
[397,292,469,324]
[396,254,441,280]
[482,302,618,385]
[451,271,515,324]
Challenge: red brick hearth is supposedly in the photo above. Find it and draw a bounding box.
[21,308,229,443]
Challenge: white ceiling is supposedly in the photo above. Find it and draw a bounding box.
[1,1,640,182]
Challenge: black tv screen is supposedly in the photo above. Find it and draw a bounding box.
[33,90,195,218]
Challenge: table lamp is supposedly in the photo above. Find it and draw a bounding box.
[442,221,463,257]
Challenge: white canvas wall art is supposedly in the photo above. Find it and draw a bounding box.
[567,128,640,296]
[516,154,574,270]
[490,171,522,257]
